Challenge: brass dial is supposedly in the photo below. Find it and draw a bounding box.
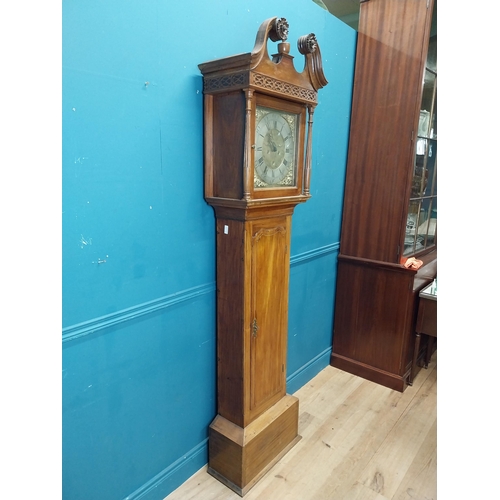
[254,107,297,188]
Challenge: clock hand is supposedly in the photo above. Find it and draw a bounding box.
[266,135,276,152]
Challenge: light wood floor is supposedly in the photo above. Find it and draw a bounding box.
[165,354,437,500]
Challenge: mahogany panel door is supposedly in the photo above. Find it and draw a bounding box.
[248,217,290,422]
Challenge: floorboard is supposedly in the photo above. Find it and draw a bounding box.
[164,353,437,500]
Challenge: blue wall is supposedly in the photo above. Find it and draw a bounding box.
[62,1,356,499]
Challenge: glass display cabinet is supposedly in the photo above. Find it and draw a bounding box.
[405,33,437,256]
[331,0,438,392]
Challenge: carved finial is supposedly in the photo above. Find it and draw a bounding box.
[299,33,328,91]
[270,17,289,42]
[297,33,318,55]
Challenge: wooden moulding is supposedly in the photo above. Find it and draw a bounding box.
[330,353,409,393]
[208,395,301,496]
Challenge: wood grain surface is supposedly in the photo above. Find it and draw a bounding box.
[165,353,437,500]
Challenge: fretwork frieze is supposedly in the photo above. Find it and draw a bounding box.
[203,72,318,103]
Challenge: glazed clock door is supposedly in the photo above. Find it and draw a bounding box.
[254,106,298,188]
[249,217,290,421]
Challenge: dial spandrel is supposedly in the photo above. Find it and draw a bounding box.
[254,107,298,188]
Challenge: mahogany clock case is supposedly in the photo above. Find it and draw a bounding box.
[199,17,328,495]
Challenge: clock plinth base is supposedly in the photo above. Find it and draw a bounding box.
[208,394,301,496]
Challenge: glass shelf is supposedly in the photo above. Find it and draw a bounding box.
[419,279,437,300]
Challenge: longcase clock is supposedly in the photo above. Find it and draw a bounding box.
[198,17,327,496]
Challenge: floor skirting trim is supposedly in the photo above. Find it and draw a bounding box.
[123,439,209,500]
[286,346,332,394]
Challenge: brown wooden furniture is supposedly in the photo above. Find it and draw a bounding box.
[331,0,437,392]
[198,18,327,496]
[411,280,437,383]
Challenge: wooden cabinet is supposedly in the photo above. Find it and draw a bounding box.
[331,0,437,392]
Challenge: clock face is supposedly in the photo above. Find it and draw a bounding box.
[254,107,298,188]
